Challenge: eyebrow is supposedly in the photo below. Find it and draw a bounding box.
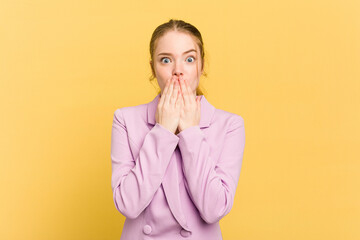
[157,49,197,56]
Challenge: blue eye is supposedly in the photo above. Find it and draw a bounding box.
[161,57,170,63]
[187,56,195,62]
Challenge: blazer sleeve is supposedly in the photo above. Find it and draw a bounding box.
[177,116,245,224]
[111,108,179,219]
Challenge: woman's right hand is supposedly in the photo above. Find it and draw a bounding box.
[155,75,182,134]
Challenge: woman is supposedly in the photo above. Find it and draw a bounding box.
[111,19,245,240]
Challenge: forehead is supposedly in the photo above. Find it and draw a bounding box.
[155,31,199,54]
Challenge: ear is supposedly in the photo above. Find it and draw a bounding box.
[150,60,155,76]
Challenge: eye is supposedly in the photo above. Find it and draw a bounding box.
[160,57,171,64]
[186,56,196,63]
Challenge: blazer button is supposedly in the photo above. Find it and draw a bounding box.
[143,225,152,235]
[180,229,192,238]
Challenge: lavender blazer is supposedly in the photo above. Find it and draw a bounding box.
[111,93,245,240]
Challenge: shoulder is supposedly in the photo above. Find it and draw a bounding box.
[212,108,245,130]
[113,102,148,125]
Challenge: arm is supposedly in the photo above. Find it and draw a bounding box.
[111,108,179,219]
[177,116,245,224]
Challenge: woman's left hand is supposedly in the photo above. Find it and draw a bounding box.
[177,75,201,133]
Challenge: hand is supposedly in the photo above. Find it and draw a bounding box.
[177,75,201,133]
[155,75,182,134]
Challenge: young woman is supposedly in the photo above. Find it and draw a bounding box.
[111,19,246,240]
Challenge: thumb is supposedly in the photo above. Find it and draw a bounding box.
[196,96,201,107]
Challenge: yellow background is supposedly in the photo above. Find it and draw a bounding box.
[1,0,359,239]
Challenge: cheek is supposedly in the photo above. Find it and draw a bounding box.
[188,79,197,90]
[157,67,172,79]
[154,69,168,88]
[190,70,200,86]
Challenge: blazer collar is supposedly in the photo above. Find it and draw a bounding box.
[147,93,216,129]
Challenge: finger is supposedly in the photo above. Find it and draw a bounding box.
[184,78,195,103]
[197,95,201,109]
[176,85,183,108]
[179,75,190,106]
[171,78,179,105]
[160,77,171,106]
[181,88,185,107]
[164,75,176,105]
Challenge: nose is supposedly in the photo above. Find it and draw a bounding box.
[173,72,183,80]
[173,72,183,77]
[173,62,184,77]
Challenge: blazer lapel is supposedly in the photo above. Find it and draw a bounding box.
[146,93,216,231]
